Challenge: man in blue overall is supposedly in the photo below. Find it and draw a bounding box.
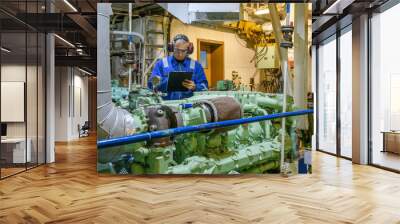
[148,34,208,100]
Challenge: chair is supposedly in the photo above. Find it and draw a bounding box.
[78,121,90,138]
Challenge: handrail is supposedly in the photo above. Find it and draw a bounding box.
[98,109,313,149]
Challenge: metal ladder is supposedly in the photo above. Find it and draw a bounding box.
[142,15,170,86]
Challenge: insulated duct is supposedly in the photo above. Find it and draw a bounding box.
[97,4,139,138]
[158,3,240,24]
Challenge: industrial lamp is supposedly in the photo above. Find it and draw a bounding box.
[1,47,11,53]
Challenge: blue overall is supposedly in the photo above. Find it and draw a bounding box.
[148,56,208,100]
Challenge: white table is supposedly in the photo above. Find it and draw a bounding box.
[1,138,31,163]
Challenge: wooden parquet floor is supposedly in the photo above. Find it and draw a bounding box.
[1,135,400,224]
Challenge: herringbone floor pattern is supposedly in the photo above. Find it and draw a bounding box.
[1,135,400,224]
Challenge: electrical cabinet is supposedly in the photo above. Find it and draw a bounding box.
[256,44,279,69]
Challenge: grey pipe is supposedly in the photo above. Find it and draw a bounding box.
[110,30,144,42]
[97,4,139,138]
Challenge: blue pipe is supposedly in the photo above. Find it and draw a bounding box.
[180,103,193,109]
[98,109,313,149]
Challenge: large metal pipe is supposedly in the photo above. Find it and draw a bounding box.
[98,109,313,149]
[110,31,144,42]
[97,4,139,138]
[268,3,292,174]
[293,3,309,130]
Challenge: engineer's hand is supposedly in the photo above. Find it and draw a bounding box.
[182,79,196,91]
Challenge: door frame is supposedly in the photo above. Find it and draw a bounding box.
[197,39,224,87]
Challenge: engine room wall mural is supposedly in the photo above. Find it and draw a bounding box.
[97,3,313,175]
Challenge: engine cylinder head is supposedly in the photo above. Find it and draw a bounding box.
[196,96,243,133]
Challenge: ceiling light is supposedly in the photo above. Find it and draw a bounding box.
[322,0,354,15]
[78,67,92,76]
[1,47,11,53]
[322,0,341,14]
[54,34,75,48]
[63,0,78,12]
[255,8,269,15]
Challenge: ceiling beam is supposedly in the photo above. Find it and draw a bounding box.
[55,55,96,73]
[67,13,97,45]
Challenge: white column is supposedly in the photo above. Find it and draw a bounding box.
[54,67,74,141]
[46,32,55,163]
[352,14,369,164]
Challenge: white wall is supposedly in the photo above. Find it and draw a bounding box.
[1,65,26,138]
[0,65,42,137]
[72,73,89,138]
[55,67,68,141]
[1,64,46,164]
[55,67,89,141]
[170,19,258,86]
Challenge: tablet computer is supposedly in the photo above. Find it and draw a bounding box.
[167,71,193,92]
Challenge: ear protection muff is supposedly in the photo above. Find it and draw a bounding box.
[168,34,194,54]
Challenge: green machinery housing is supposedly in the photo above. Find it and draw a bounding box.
[97,81,298,175]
